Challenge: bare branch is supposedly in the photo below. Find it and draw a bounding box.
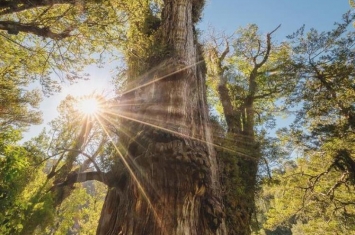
[81,136,107,170]
[327,172,348,199]
[261,156,272,180]
[269,24,282,36]
[0,32,35,51]
[255,24,281,68]
[219,39,230,62]
[253,87,282,100]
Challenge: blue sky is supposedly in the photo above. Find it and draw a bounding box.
[23,0,353,140]
[199,0,352,40]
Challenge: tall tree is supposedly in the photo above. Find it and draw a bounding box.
[94,0,227,234]
[284,11,355,193]
[255,12,355,234]
[2,1,227,233]
[3,1,225,234]
[204,24,293,235]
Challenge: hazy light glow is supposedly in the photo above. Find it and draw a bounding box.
[79,97,100,115]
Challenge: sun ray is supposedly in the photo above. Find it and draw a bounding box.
[95,111,165,185]
[112,60,204,99]
[94,116,167,234]
[99,58,256,159]
[96,112,149,154]
[101,109,257,161]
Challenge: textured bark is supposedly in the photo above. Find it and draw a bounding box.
[218,135,259,235]
[96,0,226,234]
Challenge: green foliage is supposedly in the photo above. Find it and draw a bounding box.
[121,0,168,80]
[0,129,54,235]
[0,78,42,131]
[254,12,355,235]
[0,130,29,213]
[285,12,355,134]
[258,144,355,234]
[0,1,126,94]
[43,182,107,235]
[204,24,295,133]
[79,182,107,234]
[0,92,112,234]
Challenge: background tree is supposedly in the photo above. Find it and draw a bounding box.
[43,182,106,235]
[0,129,43,235]
[0,0,126,134]
[254,12,355,234]
[0,79,42,132]
[0,129,107,235]
[203,24,293,235]
[0,94,110,235]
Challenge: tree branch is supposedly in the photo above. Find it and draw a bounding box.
[327,172,348,199]
[55,171,108,187]
[253,87,282,100]
[80,137,107,170]
[219,39,230,62]
[47,151,66,179]
[261,156,272,179]
[255,24,281,68]
[0,21,73,39]
[59,148,102,173]
[0,32,35,51]
[269,24,282,35]
[0,0,76,15]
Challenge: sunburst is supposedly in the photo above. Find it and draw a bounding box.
[78,97,100,116]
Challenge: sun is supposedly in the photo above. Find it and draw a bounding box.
[78,97,100,115]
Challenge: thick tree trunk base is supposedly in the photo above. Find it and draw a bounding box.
[97,131,225,235]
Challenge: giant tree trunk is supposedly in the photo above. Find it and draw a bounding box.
[96,0,226,234]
